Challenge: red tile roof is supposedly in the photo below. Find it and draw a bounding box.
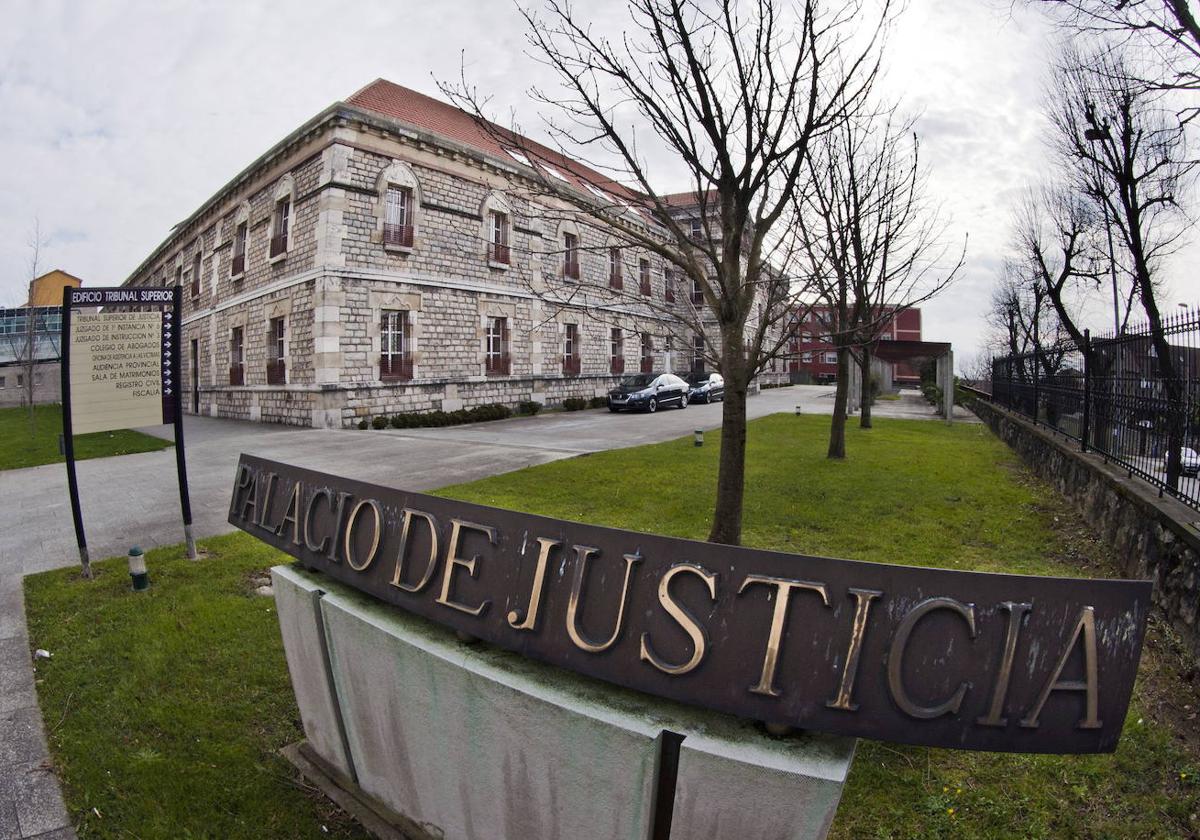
[347,79,641,200]
[659,189,714,208]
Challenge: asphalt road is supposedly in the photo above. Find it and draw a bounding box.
[0,384,972,577]
[0,382,969,839]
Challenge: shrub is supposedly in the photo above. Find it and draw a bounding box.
[371,415,389,430]
[356,418,369,430]
[588,396,608,409]
[517,400,542,416]
[563,397,588,411]
[382,403,514,429]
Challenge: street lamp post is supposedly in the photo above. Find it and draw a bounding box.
[1084,105,1122,336]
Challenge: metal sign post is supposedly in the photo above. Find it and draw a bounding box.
[60,286,195,575]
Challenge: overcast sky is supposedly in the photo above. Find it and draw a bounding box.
[0,0,1192,366]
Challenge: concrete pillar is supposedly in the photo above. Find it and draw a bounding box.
[939,350,954,424]
[846,353,861,415]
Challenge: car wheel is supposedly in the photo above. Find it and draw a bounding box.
[608,405,619,413]
[647,398,657,413]
[680,393,688,409]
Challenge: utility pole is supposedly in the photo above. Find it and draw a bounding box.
[1084,104,1121,336]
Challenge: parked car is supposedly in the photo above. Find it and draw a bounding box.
[607,372,689,412]
[686,371,724,403]
[1164,446,1200,477]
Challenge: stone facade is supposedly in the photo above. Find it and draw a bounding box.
[122,83,787,428]
[972,399,1200,665]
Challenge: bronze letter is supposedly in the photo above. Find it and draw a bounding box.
[326,492,353,563]
[238,469,258,523]
[737,574,830,698]
[303,488,334,556]
[827,588,883,711]
[887,597,977,719]
[435,519,496,617]
[976,602,1032,727]
[343,499,383,572]
[231,463,254,520]
[1020,606,1102,730]
[274,481,303,545]
[254,472,278,531]
[508,536,562,632]
[566,547,641,653]
[390,508,442,593]
[639,563,718,676]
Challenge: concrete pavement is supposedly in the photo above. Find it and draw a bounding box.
[0,382,965,837]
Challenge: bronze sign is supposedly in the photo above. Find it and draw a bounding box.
[230,455,1151,754]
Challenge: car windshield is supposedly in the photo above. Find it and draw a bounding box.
[619,374,655,388]
[685,373,709,385]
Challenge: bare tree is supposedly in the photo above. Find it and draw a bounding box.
[1048,47,1197,486]
[1011,183,1103,353]
[796,108,962,457]
[22,220,45,434]
[987,258,1072,364]
[1035,0,1200,100]
[444,0,892,544]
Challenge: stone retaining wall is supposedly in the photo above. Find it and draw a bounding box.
[972,398,1200,664]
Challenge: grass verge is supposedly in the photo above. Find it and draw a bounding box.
[23,414,1199,838]
[436,414,1200,839]
[24,533,368,839]
[0,404,172,470]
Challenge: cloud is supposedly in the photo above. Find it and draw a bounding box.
[3,0,1151,354]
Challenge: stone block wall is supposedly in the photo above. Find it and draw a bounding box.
[138,107,791,428]
[972,398,1200,664]
[0,362,60,407]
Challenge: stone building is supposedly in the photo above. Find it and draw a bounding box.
[121,80,785,427]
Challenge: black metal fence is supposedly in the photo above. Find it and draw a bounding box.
[989,306,1200,511]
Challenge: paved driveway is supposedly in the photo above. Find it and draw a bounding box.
[0,381,972,838]
[1,383,970,578]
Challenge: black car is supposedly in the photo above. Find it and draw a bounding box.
[686,372,724,403]
[607,372,689,412]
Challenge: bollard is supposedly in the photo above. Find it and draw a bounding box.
[694,429,703,447]
[795,405,803,415]
[128,546,149,592]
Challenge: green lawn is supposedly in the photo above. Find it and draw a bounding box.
[23,414,1199,838]
[24,533,368,840]
[0,404,173,470]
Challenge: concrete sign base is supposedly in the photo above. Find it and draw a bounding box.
[272,564,856,840]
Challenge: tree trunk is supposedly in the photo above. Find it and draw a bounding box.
[708,322,750,546]
[709,377,748,545]
[827,346,850,459]
[858,349,873,429]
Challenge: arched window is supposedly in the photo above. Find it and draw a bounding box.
[269,175,295,261]
[230,202,251,279]
[376,162,421,252]
[480,192,513,267]
[607,239,623,290]
[558,219,581,281]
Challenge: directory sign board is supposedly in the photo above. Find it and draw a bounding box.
[61,286,194,577]
[229,455,1153,754]
[65,287,176,434]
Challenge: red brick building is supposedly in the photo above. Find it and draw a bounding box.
[786,306,923,385]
